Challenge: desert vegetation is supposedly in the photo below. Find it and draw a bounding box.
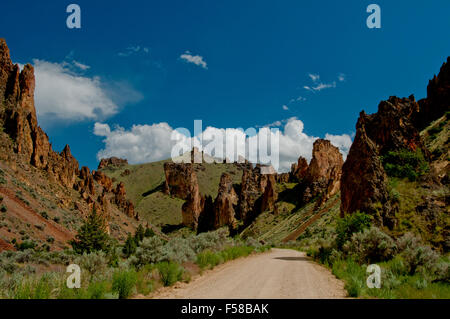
[287,211,450,298]
[0,209,270,299]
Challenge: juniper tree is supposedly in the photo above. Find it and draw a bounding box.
[70,209,110,254]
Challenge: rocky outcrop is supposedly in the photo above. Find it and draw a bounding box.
[416,57,450,129]
[341,58,450,228]
[180,168,204,229]
[114,182,136,219]
[239,165,278,224]
[362,96,425,155]
[98,157,128,170]
[340,123,393,226]
[212,173,238,229]
[261,172,278,213]
[339,90,444,227]
[276,173,290,183]
[340,97,425,227]
[93,170,113,192]
[291,157,309,182]
[302,139,343,205]
[0,39,137,223]
[163,162,197,200]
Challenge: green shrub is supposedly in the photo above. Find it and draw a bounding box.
[122,233,137,258]
[112,269,137,299]
[40,211,49,220]
[74,251,108,282]
[87,281,109,299]
[144,227,155,238]
[336,212,372,249]
[397,233,440,276]
[0,205,7,213]
[382,149,429,181]
[343,227,396,264]
[133,236,164,267]
[196,250,223,269]
[15,241,36,251]
[157,262,183,287]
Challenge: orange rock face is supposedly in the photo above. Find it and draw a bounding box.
[180,167,204,229]
[163,162,197,200]
[93,170,113,192]
[212,173,238,229]
[114,182,136,219]
[302,139,343,205]
[239,165,278,225]
[0,39,137,224]
[291,157,309,182]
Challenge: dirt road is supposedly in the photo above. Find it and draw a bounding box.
[150,248,347,299]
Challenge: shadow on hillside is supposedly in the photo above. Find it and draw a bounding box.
[142,181,165,197]
[273,256,310,262]
[161,223,185,234]
[278,183,303,205]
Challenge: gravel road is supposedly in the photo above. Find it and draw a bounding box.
[149,248,347,299]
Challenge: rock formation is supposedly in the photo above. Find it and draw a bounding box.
[239,165,278,225]
[114,182,136,219]
[0,39,137,223]
[276,173,290,183]
[212,173,238,229]
[340,122,393,226]
[93,170,114,192]
[340,57,450,226]
[180,167,204,229]
[302,139,343,205]
[98,157,128,170]
[163,162,198,200]
[416,57,450,129]
[291,157,309,182]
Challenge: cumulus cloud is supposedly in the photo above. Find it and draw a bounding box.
[94,117,353,172]
[30,59,141,123]
[282,105,289,110]
[338,73,346,82]
[180,51,208,69]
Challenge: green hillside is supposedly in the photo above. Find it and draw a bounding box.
[100,160,244,227]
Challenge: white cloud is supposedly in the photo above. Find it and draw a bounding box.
[29,59,141,123]
[180,51,208,69]
[308,73,320,82]
[325,133,352,160]
[94,117,353,172]
[118,45,150,57]
[338,73,346,82]
[289,96,306,103]
[71,60,90,71]
[282,105,289,110]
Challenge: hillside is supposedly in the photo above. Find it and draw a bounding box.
[0,39,141,251]
[100,160,244,227]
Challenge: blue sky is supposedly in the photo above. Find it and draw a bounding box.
[1,0,449,171]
